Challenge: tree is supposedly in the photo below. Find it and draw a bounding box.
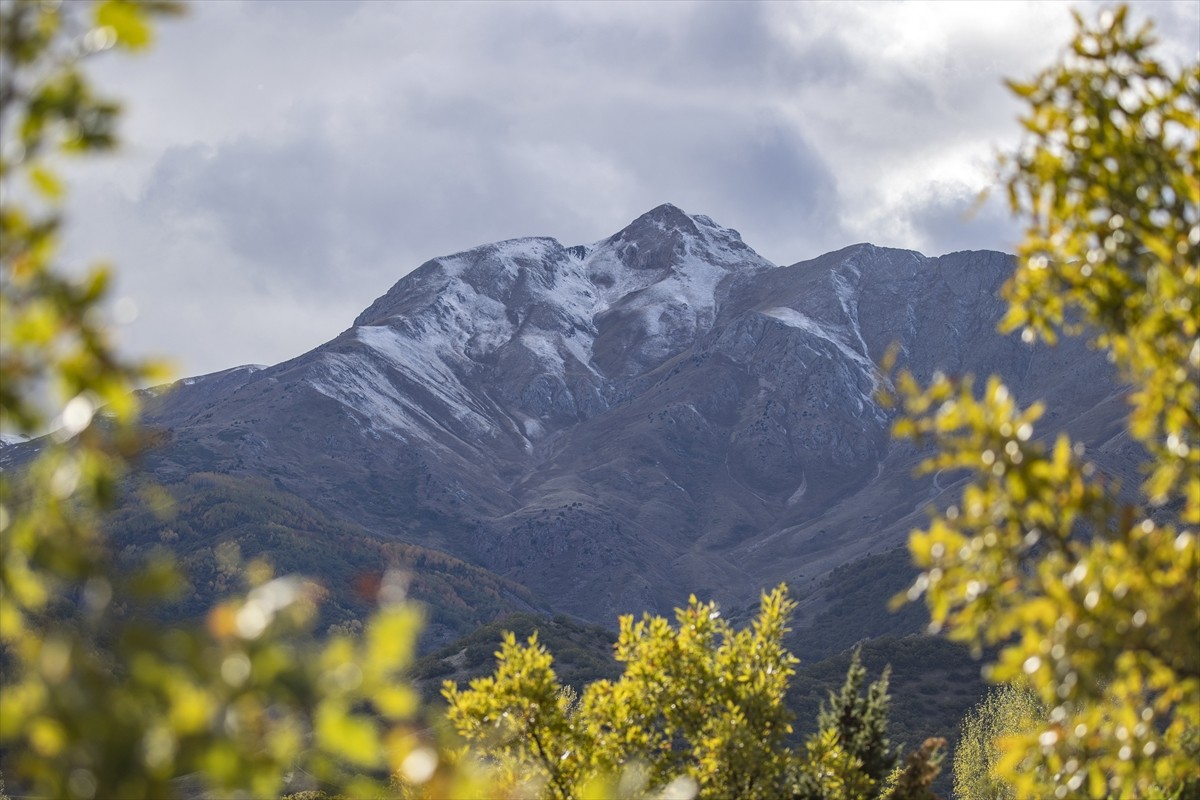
[445,586,801,799]
[794,650,896,800]
[816,650,896,787]
[880,738,945,800]
[893,6,1198,797]
[444,586,941,800]
[953,685,1043,800]
[0,4,478,797]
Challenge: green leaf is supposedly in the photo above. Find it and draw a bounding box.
[28,165,64,201]
[96,1,153,49]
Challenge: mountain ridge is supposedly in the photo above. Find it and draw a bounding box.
[4,204,1125,640]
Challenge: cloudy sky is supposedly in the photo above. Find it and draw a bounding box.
[61,0,1199,379]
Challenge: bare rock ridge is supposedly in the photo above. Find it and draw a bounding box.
[129,204,1121,627]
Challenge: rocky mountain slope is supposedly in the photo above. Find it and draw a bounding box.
[62,204,1126,634]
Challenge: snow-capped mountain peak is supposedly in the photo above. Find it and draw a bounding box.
[131,207,1120,626]
[308,206,781,448]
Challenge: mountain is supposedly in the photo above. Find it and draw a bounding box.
[11,204,1129,642]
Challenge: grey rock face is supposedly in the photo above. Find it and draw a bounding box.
[134,205,1120,625]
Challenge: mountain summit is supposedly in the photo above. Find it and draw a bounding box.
[339,202,775,446]
[120,206,1121,633]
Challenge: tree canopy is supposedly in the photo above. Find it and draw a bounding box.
[894,7,1199,797]
[444,586,942,800]
[952,684,1044,800]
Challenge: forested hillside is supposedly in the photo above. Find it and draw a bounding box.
[104,472,544,645]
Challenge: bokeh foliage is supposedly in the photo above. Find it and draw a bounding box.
[894,7,1199,797]
[1,3,479,797]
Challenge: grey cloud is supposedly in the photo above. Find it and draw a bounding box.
[472,2,776,87]
[242,0,365,25]
[905,182,1021,256]
[141,138,344,292]
[718,125,845,258]
[603,115,846,262]
[62,0,1198,379]
[771,36,860,88]
[669,3,778,81]
[132,3,846,293]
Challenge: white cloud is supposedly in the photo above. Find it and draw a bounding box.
[54,0,1199,377]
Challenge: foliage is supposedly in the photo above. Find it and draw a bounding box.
[790,636,986,753]
[880,737,945,800]
[953,684,1044,800]
[410,611,619,700]
[1,0,172,431]
[787,552,989,797]
[793,649,895,799]
[0,3,482,798]
[444,586,798,798]
[1,0,174,647]
[444,586,942,799]
[819,650,896,786]
[893,7,1199,797]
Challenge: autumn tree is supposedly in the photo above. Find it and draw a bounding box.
[0,3,478,797]
[953,684,1044,800]
[894,6,1198,797]
[445,586,801,799]
[444,586,943,800]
